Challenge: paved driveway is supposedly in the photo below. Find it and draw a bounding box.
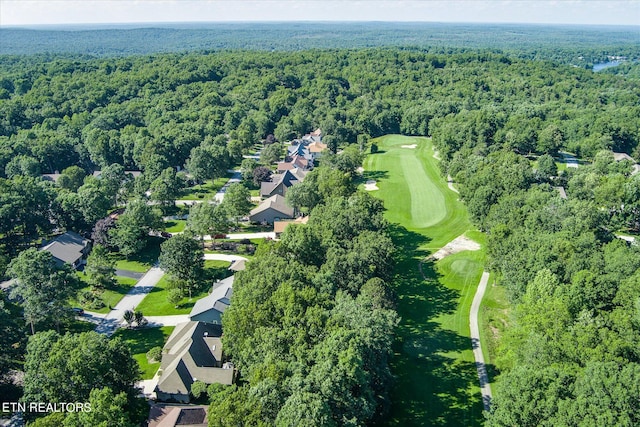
[95,265,164,336]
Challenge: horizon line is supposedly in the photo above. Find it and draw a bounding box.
[3,20,639,30]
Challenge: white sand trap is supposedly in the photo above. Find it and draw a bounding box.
[433,150,441,160]
[364,180,379,191]
[430,235,481,260]
[401,144,418,149]
[356,166,365,175]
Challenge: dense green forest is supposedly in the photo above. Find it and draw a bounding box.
[1,22,639,67]
[1,40,640,425]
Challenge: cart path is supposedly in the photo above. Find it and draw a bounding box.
[470,271,492,412]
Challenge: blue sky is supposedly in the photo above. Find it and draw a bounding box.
[1,1,639,27]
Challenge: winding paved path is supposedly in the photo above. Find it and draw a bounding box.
[470,271,492,412]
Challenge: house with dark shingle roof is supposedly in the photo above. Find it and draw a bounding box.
[155,321,234,403]
[249,194,295,224]
[41,231,91,269]
[259,170,301,198]
[147,404,208,427]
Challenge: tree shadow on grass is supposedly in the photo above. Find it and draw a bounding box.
[354,170,390,187]
[385,224,486,426]
[114,326,168,354]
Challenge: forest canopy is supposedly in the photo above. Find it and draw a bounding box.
[1,37,640,425]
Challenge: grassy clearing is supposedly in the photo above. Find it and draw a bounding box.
[163,220,186,233]
[113,326,175,379]
[72,274,137,313]
[112,237,162,273]
[365,135,486,426]
[136,259,230,316]
[204,260,231,270]
[180,176,231,200]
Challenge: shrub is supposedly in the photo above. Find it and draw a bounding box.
[146,346,162,363]
[190,380,207,399]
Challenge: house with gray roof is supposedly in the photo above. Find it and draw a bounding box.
[41,231,91,269]
[189,275,234,325]
[155,321,234,403]
[249,194,294,224]
[260,169,301,198]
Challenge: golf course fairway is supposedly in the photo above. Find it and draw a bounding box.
[363,135,486,426]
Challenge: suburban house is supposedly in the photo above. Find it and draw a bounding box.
[41,173,63,183]
[41,231,91,269]
[277,154,310,173]
[155,321,234,403]
[92,170,143,179]
[249,194,295,224]
[229,259,246,272]
[308,141,328,161]
[613,152,640,175]
[260,169,301,198]
[189,275,234,325]
[287,142,310,160]
[147,404,208,427]
[273,216,309,239]
[302,128,323,143]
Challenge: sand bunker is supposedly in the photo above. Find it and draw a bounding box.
[429,235,481,260]
[364,180,379,191]
[401,144,417,149]
[433,150,441,160]
[356,166,365,175]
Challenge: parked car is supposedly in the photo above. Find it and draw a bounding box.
[72,307,84,316]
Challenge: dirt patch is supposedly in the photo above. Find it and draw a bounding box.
[364,180,379,191]
[429,235,481,260]
[401,144,417,149]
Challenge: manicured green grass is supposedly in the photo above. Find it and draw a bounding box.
[112,237,162,273]
[163,220,186,233]
[179,176,231,200]
[72,274,138,314]
[136,269,223,316]
[365,135,486,426]
[113,326,175,379]
[204,260,231,270]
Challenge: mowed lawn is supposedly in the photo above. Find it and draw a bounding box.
[113,326,175,379]
[364,135,486,426]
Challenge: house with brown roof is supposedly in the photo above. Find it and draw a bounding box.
[273,216,309,238]
[308,141,328,161]
[155,321,234,403]
[277,154,310,173]
[41,231,91,269]
[249,194,295,224]
[147,404,208,427]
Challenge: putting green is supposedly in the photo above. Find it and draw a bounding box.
[365,135,485,426]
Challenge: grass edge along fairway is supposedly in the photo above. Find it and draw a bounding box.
[364,135,486,426]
